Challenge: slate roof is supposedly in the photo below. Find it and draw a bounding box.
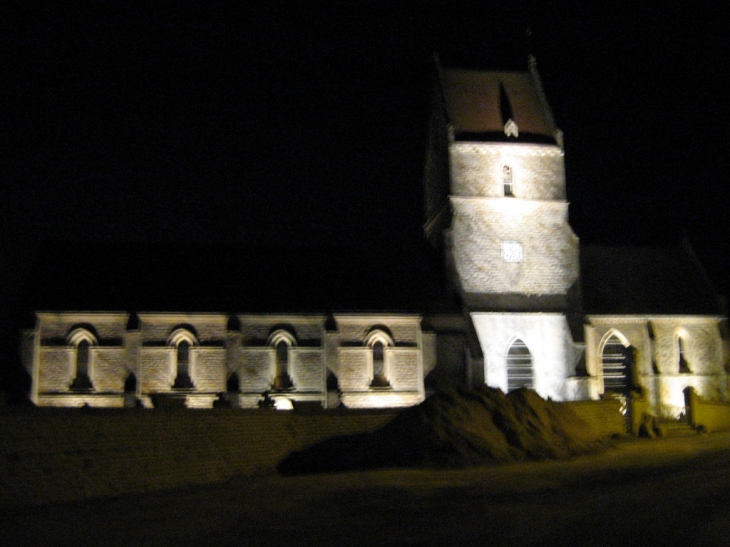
[580,242,724,316]
[441,68,558,144]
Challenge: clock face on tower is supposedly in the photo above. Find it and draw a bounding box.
[501,241,523,263]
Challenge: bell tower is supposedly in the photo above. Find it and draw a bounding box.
[425,57,584,400]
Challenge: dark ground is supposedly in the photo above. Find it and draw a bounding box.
[2,432,729,546]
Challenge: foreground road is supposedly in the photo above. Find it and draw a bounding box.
[2,433,730,546]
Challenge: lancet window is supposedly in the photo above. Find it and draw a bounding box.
[168,329,197,389]
[601,334,632,392]
[269,330,296,390]
[67,328,96,391]
[502,164,514,197]
[506,338,532,391]
[678,336,691,373]
[365,329,394,389]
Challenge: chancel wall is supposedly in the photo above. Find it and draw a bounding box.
[25,312,428,409]
[587,316,727,418]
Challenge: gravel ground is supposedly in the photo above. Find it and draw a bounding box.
[2,433,730,546]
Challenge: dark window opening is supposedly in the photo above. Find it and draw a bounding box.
[370,341,391,388]
[678,338,691,373]
[326,370,340,391]
[503,165,514,197]
[70,340,93,390]
[172,340,194,389]
[506,339,532,391]
[227,373,240,393]
[602,336,632,392]
[273,340,293,390]
[124,373,137,393]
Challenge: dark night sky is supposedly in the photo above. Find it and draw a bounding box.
[1,3,728,393]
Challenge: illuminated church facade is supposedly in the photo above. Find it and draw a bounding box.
[22,58,728,418]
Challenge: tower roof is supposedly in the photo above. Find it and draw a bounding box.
[440,67,559,144]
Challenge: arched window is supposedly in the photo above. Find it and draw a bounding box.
[365,329,394,389]
[502,164,514,197]
[77,340,90,377]
[678,336,691,373]
[601,334,632,392]
[268,330,296,390]
[506,339,532,391]
[168,329,197,390]
[70,340,93,390]
[274,340,293,389]
[172,340,194,389]
[67,328,97,391]
[370,340,390,388]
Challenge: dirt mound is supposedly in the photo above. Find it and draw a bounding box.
[279,386,606,474]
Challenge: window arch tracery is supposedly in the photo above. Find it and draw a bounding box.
[599,330,633,393]
[67,328,97,391]
[506,338,532,391]
[365,329,394,388]
[268,330,296,390]
[168,329,197,389]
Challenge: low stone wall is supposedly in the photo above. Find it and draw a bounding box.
[686,387,730,433]
[0,408,397,507]
[0,398,627,508]
[561,399,626,437]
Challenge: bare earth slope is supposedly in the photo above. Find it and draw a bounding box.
[280,386,606,474]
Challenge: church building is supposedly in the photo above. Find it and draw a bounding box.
[22,58,728,418]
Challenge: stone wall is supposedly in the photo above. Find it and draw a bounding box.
[337,348,370,391]
[450,197,578,300]
[38,348,72,391]
[587,316,727,417]
[472,312,582,401]
[238,348,274,395]
[138,313,228,345]
[193,348,227,392]
[388,349,422,391]
[0,397,627,508]
[335,315,420,345]
[686,387,730,433]
[561,398,626,437]
[238,315,324,345]
[29,312,428,410]
[139,347,173,392]
[449,142,565,200]
[37,312,128,344]
[0,409,398,507]
[90,348,127,391]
